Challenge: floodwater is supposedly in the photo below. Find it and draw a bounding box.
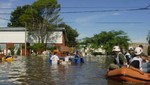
[0,55,146,85]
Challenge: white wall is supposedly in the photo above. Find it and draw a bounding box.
[0,31,63,44]
[28,31,63,43]
[47,31,62,43]
[0,32,25,43]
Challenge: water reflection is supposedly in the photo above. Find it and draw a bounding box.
[0,56,27,85]
[0,55,147,85]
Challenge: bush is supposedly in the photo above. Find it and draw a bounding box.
[16,48,21,55]
[9,47,14,55]
[47,46,56,52]
[29,43,45,53]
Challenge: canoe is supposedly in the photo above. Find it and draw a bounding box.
[107,66,150,83]
[2,57,13,62]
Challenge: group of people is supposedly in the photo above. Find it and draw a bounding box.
[109,45,150,73]
[49,51,84,65]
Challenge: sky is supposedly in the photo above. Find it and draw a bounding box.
[0,0,150,43]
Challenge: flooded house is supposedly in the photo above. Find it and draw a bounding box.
[0,27,69,56]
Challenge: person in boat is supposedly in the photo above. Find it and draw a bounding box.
[139,45,148,56]
[109,46,127,70]
[141,59,150,73]
[139,44,150,61]
[124,46,135,64]
[69,53,75,62]
[79,52,84,63]
[130,47,150,73]
[138,45,150,73]
[74,51,81,64]
[49,51,52,64]
[5,48,11,59]
[50,52,59,65]
[130,47,143,71]
[65,52,70,62]
[60,52,71,65]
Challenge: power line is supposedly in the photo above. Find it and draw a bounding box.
[61,7,139,9]
[60,9,120,13]
[61,4,150,13]
[60,8,150,14]
[145,5,150,8]
[0,5,150,14]
[64,21,144,24]
[0,6,146,9]
[96,22,143,24]
[0,8,147,15]
[0,5,150,21]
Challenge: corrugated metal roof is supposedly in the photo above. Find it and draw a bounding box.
[0,27,65,31]
[0,27,26,31]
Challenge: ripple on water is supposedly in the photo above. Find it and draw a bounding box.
[0,55,132,85]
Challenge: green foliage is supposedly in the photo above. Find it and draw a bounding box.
[58,23,79,47]
[10,47,15,55]
[81,30,130,54]
[148,45,150,56]
[16,48,21,55]
[47,46,56,52]
[29,43,45,52]
[8,5,31,27]
[147,30,150,45]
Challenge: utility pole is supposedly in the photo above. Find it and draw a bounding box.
[25,22,27,56]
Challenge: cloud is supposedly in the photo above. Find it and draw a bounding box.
[0,1,12,8]
[75,12,120,25]
[76,15,98,22]
[112,12,120,15]
[77,33,89,39]
[75,14,107,26]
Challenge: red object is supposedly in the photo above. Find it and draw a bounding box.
[107,66,150,83]
[22,48,29,56]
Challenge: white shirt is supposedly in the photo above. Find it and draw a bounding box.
[51,55,59,64]
[65,56,70,62]
[130,57,143,71]
[125,52,131,58]
[7,49,11,56]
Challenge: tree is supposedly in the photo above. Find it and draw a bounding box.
[81,30,130,54]
[8,5,31,27]
[147,30,150,55]
[58,23,79,47]
[8,0,61,44]
[147,30,150,45]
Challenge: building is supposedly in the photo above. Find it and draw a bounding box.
[0,27,68,56]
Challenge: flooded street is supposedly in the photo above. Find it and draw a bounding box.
[0,55,144,85]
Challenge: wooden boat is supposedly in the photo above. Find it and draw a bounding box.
[107,66,150,83]
[2,57,13,62]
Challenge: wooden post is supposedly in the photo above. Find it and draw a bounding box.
[25,23,27,56]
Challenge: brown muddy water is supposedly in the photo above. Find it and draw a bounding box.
[0,55,146,85]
